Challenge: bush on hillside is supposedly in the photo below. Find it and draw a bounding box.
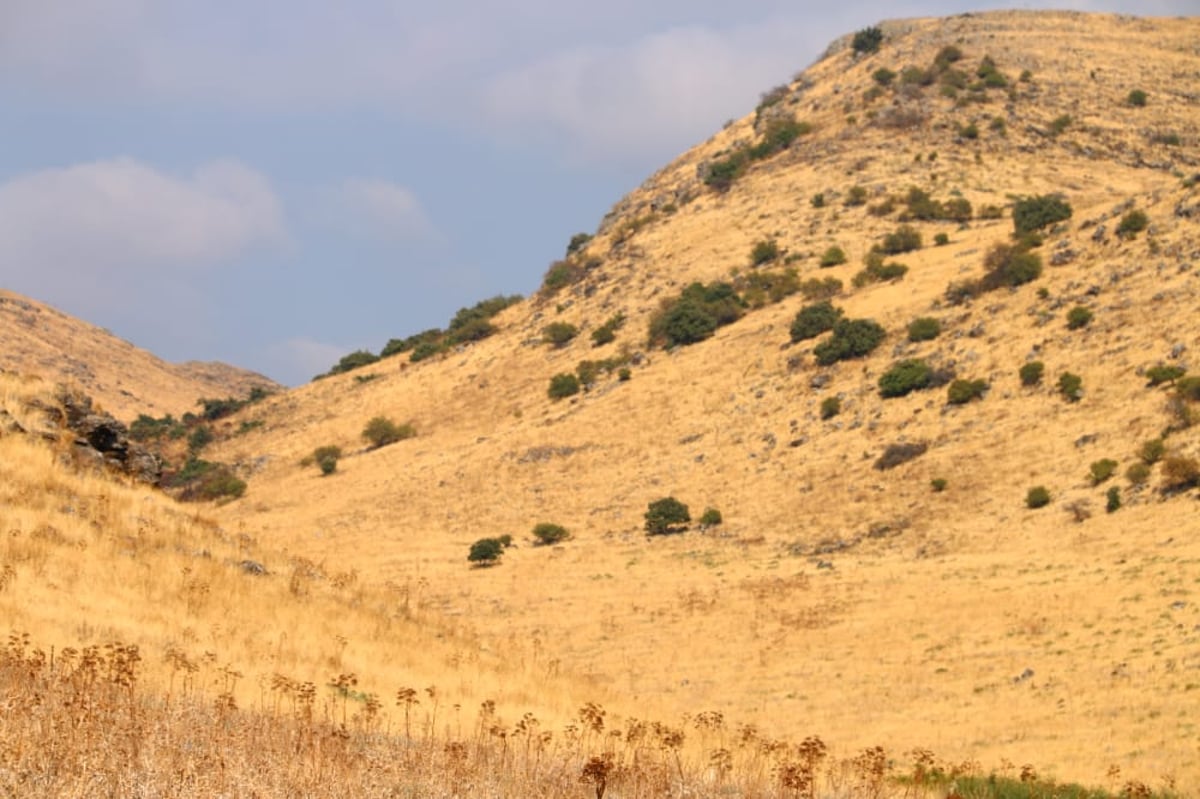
[799,277,844,301]
[1012,195,1072,236]
[879,359,934,398]
[314,445,342,476]
[325,350,380,377]
[648,282,743,348]
[1106,486,1122,513]
[699,508,723,527]
[947,378,988,405]
[1139,438,1165,465]
[1144,365,1185,386]
[591,314,626,347]
[1161,456,1200,492]
[566,232,593,256]
[362,416,414,448]
[1019,361,1045,387]
[1126,89,1148,107]
[1116,209,1149,239]
[790,301,843,342]
[820,246,847,267]
[907,317,941,342]
[542,322,579,348]
[751,239,780,266]
[468,538,505,567]
[820,396,842,420]
[874,441,928,470]
[1089,458,1118,485]
[879,224,922,255]
[645,497,691,535]
[1026,486,1051,509]
[1066,306,1093,330]
[532,523,570,546]
[813,318,886,365]
[852,27,884,55]
[981,243,1043,290]
[1057,372,1083,402]
[548,373,581,400]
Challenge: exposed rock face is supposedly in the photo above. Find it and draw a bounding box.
[55,388,163,485]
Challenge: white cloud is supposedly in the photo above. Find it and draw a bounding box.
[481,19,830,166]
[0,158,285,275]
[333,178,439,244]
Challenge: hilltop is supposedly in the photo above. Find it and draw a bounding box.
[2,10,1199,797]
[0,288,279,421]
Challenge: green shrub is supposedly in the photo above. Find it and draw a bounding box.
[1116,209,1149,239]
[314,445,342,476]
[1126,462,1151,485]
[1089,458,1118,485]
[591,314,625,347]
[868,197,896,217]
[958,122,979,140]
[1049,115,1072,136]
[326,350,381,376]
[874,441,928,470]
[942,198,973,222]
[468,538,505,567]
[645,497,690,535]
[879,360,934,398]
[845,186,869,207]
[981,243,1042,289]
[819,246,847,267]
[1057,372,1083,402]
[737,268,802,307]
[947,378,988,405]
[852,26,883,55]
[931,478,948,492]
[532,522,570,546]
[541,259,586,294]
[811,193,826,209]
[1145,365,1186,386]
[1012,195,1072,235]
[1105,486,1121,513]
[820,396,842,420]
[1152,131,1181,146]
[1177,376,1200,401]
[814,318,886,365]
[618,367,632,382]
[129,413,184,442]
[934,232,950,246]
[699,508,723,527]
[1139,438,1165,465]
[542,321,579,348]
[703,152,749,191]
[1066,306,1093,330]
[790,301,843,342]
[880,224,922,254]
[900,66,933,87]
[447,295,522,344]
[751,239,780,265]
[872,67,896,86]
[1126,89,1148,107]
[649,282,743,348]
[979,204,1004,220]
[409,340,444,363]
[188,425,213,454]
[362,416,414,448]
[548,373,581,400]
[853,258,908,287]
[1019,361,1045,387]
[1026,486,1051,509]
[566,232,593,256]
[1162,456,1200,492]
[977,56,1007,87]
[907,317,941,342]
[799,276,843,301]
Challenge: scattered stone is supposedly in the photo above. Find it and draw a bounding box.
[240,560,267,576]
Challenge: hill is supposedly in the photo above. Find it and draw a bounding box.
[0,288,280,421]
[3,10,1199,797]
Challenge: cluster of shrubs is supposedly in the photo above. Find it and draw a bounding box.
[703,115,812,192]
[319,295,524,378]
[788,300,887,366]
[591,314,626,346]
[644,497,722,535]
[310,416,416,473]
[648,281,745,348]
[130,388,273,444]
[945,241,1045,305]
[864,44,1012,107]
[162,458,246,502]
[548,353,633,400]
[897,188,973,223]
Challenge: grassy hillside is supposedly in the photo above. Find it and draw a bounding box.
[0,288,279,421]
[2,10,1198,797]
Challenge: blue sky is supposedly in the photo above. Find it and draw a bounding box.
[1,1,1192,385]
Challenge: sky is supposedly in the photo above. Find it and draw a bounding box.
[1,1,1194,385]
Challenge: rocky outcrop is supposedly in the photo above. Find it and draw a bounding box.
[49,388,164,485]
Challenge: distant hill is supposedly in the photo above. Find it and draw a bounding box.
[0,288,280,421]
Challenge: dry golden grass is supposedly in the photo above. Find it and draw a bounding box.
[0,288,278,421]
[3,10,1199,797]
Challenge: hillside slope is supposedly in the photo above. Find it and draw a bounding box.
[0,288,280,421]
[11,10,1197,793]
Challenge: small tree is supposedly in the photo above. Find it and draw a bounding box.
[907,317,941,342]
[879,359,934,398]
[852,26,884,55]
[1089,459,1118,485]
[1066,306,1093,330]
[362,416,414,449]
[532,523,570,546]
[813,318,886,365]
[699,508,723,527]
[468,538,505,567]
[1126,89,1148,107]
[1012,195,1072,236]
[1057,372,1083,402]
[751,239,780,266]
[1116,209,1148,239]
[819,246,847,267]
[820,396,842,420]
[314,445,342,476]
[790,301,843,342]
[947,379,988,405]
[1105,486,1122,513]
[645,497,690,535]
